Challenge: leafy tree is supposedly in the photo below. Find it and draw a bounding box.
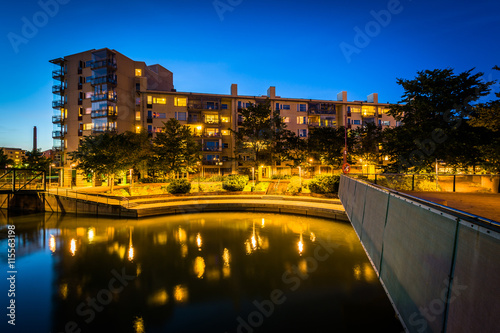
[23,149,52,172]
[70,132,133,192]
[152,118,201,177]
[283,131,309,168]
[232,100,294,174]
[384,68,494,172]
[0,148,14,168]
[308,127,354,170]
[352,123,383,165]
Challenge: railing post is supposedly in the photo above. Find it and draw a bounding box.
[412,174,415,191]
[12,169,15,192]
[453,175,456,192]
[374,174,377,185]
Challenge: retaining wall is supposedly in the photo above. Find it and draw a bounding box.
[339,175,500,333]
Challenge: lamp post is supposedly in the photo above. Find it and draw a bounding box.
[252,167,255,188]
[298,166,302,189]
[70,163,76,189]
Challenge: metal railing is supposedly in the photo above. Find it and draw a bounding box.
[0,169,46,192]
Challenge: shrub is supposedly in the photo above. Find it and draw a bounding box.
[287,176,302,194]
[308,175,340,194]
[271,174,291,179]
[222,175,248,191]
[167,178,191,194]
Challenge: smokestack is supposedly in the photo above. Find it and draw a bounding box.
[33,126,37,152]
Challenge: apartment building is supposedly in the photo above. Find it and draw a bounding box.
[0,147,26,166]
[50,48,396,181]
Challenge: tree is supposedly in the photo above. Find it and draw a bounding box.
[152,118,201,177]
[23,149,52,172]
[308,126,354,170]
[70,132,133,192]
[384,68,494,172]
[232,100,291,172]
[352,123,384,165]
[0,148,14,168]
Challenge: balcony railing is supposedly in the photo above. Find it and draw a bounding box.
[188,103,219,110]
[91,94,117,102]
[203,147,222,152]
[52,130,67,139]
[92,127,117,134]
[91,110,118,118]
[52,100,65,109]
[204,119,221,125]
[52,115,64,123]
[52,69,65,80]
[88,75,117,86]
[202,160,223,166]
[52,84,65,95]
[90,59,117,70]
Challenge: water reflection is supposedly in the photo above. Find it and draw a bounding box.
[0,212,403,333]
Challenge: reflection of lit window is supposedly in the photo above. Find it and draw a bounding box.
[353,264,362,280]
[70,238,76,256]
[177,227,186,243]
[128,246,134,262]
[59,283,68,300]
[310,232,316,242]
[134,316,145,333]
[148,289,168,306]
[298,234,304,256]
[194,256,205,279]
[196,233,202,250]
[174,285,188,303]
[49,235,56,253]
[88,227,95,243]
[135,69,142,77]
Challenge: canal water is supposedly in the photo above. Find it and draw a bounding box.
[0,211,403,333]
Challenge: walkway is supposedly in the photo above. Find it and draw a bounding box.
[402,191,500,222]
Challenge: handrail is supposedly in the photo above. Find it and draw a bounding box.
[346,175,500,232]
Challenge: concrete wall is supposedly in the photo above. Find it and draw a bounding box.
[339,175,500,333]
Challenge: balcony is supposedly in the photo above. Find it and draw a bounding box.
[88,75,117,86]
[202,159,223,166]
[188,103,219,110]
[91,110,118,118]
[90,59,117,70]
[52,84,65,95]
[52,130,67,139]
[203,146,222,152]
[204,119,221,125]
[52,115,64,124]
[92,127,117,134]
[91,94,117,103]
[52,69,65,80]
[52,100,65,109]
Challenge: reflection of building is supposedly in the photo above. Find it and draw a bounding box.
[0,147,26,166]
[50,48,398,180]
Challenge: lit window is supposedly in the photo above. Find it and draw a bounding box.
[297,116,307,124]
[221,117,230,123]
[222,130,230,136]
[175,97,187,106]
[135,112,140,121]
[154,97,166,104]
[136,126,141,133]
[83,123,93,130]
[282,117,290,123]
[147,96,152,104]
[135,69,142,77]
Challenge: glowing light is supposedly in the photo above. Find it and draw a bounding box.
[261,218,265,227]
[298,233,304,256]
[196,233,202,250]
[178,227,187,243]
[70,238,76,256]
[174,285,188,303]
[49,235,56,253]
[194,256,206,279]
[180,244,188,258]
[133,316,145,333]
[59,283,68,300]
[88,227,95,243]
[363,263,377,282]
[148,289,168,306]
[251,234,257,249]
[353,264,362,280]
[222,248,230,267]
[310,232,316,242]
[128,246,135,262]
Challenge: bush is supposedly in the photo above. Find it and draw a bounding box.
[287,176,302,194]
[167,178,191,194]
[308,175,340,194]
[271,174,291,179]
[222,175,248,191]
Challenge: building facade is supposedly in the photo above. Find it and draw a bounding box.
[50,48,397,181]
[0,147,26,166]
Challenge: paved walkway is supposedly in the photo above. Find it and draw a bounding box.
[403,191,500,222]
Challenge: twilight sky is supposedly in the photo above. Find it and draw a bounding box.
[0,0,499,151]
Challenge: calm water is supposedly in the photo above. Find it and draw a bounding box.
[0,211,403,333]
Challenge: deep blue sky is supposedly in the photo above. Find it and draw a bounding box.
[1,0,499,151]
